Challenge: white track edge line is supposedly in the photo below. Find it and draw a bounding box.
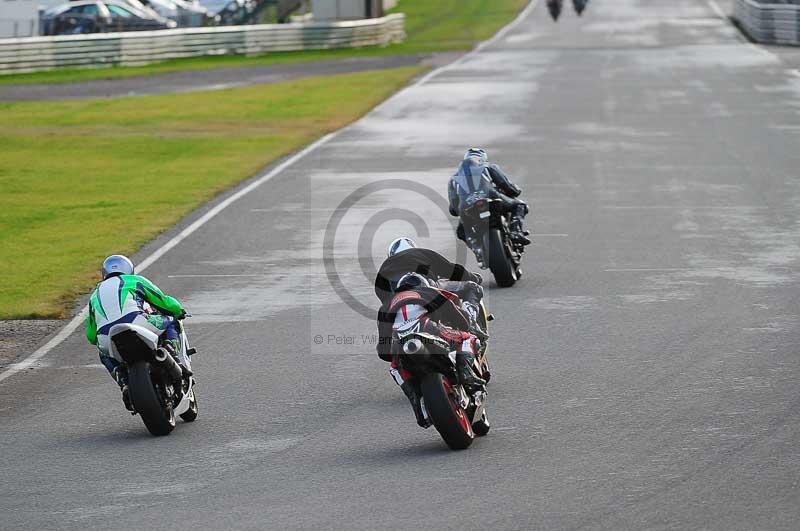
[0,0,538,385]
[707,0,727,20]
[0,133,335,384]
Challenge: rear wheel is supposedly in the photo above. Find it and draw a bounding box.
[485,229,517,287]
[421,373,474,450]
[128,362,176,436]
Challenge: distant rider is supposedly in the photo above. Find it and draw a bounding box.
[448,148,531,246]
[85,255,187,411]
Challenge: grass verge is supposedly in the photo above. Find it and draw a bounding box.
[0,0,528,85]
[0,66,423,318]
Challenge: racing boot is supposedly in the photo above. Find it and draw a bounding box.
[390,366,430,428]
[121,385,133,412]
[456,351,486,390]
[113,370,134,413]
[401,381,431,429]
[456,222,467,243]
[509,217,531,246]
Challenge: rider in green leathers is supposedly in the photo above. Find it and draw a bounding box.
[86,255,186,410]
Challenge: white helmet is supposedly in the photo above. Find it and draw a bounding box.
[101,255,134,279]
[388,237,416,257]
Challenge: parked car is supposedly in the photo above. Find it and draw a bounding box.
[197,0,256,25]
[41,0,176,35]
[134,0,208,27]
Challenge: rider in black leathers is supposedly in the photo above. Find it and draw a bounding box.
[448,148,531,246]
[375,238,488,427]
[374,235,487,346]
[375,238,485,350]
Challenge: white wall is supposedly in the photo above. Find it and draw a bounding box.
[311,0,387,20]
[311,0,365,20]
[0,0,62,37]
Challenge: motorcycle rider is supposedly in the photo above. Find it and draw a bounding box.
[573,0,588,16]
[375,237,485,337]
[85,255,187,411]
[547,0,563,20]
[385,272,486,428]
[375,239,487,425]
[448,148,531,246]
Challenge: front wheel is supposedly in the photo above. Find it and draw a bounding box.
[484,229,517,287]
[128,362,176,436]
[421,373,474,450]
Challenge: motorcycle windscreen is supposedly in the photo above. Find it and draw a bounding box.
[453,160,493,199]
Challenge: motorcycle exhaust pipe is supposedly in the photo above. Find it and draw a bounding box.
[154,348,183,382]
[403,339,423,355]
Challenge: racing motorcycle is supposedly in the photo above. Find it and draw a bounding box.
[454,168,525,287]
[547,0,563,20]
[107,312,197,436]
[393,298,492,450]
[573,0,588,16]
[460,195,524,287]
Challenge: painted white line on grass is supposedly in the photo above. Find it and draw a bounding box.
[0,1,540,385]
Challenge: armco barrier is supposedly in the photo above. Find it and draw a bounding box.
[734,0,800,45]
[0,13,405,74]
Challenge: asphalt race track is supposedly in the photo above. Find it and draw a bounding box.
[2,0,799,528]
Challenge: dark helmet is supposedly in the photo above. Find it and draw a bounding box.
[388,237,416,257]
[101,255,134,279]
[396,272,430,292]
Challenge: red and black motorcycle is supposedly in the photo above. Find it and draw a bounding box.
[392,296,491,450]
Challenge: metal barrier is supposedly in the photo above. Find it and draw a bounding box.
[734,0,800,45]
[0,13,405,74]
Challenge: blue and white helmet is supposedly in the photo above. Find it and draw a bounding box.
[388,237,416,257]
[101,255,134,279]
[463,148,488,165]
